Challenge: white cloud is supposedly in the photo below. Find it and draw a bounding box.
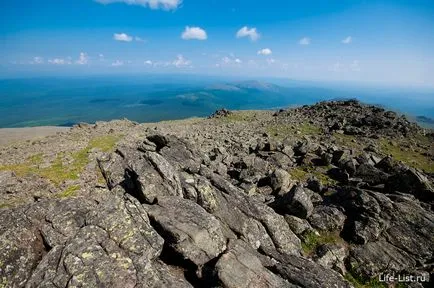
[181,26,207,40]
[112,60,124,66]
[236,26,260,41]
[222,56,231,64]
[48,58,71,65]
[235,58,242,64]
[299,37,311,45]
[342,36,352,44]
[114,33,133,42]
[94,0,181,10]
[30,57,44,64]
[144,60,153,65]
[135,36,146,42]
[76,52,89,65]
[266,58,276,64]
[172,54,191,68]
[257,48,272,55]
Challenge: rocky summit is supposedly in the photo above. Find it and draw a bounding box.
[0,100,433,288]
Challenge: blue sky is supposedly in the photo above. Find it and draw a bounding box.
[1,0,434,86]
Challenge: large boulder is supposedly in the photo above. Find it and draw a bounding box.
[308,205,346,232]
[275,185,314,219]
[270,168,292,194]
[145,196,227,266]
[1,192,192,287]
[385,167,434,202]
[214,240,294,288]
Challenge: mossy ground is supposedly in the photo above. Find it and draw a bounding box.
[0,277,8,288]
[343,272,387,288]
[332,133,362,150]
[379,138,433,173]
[220,111,260,122]
[301,230,344,256]
[333,132,433,173]
[289,166,337,186]
[56,185,80,198]
[0,198,23,209]
[0,135,122,188]
[267,123,322,140]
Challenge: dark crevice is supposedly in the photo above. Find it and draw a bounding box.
[158,242,205,288]
[120,169,148,204]
[254,246,303,287]
[146,134,169,152]
[29,230,51,272]
[148,214,226,288]
[147,215,203,287]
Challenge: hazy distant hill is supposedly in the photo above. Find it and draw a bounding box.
[416,115,434,124]
[1,77,433,128]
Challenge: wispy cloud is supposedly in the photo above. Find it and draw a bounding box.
[181,26,207,40]
[266,58,276,64]
[111,60,124,66]
[172,54,191,68]
[220,55,242,66]
[76,52,89,65]
[329,60,360,72]
[48,58,72,65]
[30,57,44,64]
[342,36,352,44]
[113,33,133,42]
[257,48,272,55]
[299,37,311,45]
[135,36,146,43]
[236,26,260,41]
[94,0,182,10]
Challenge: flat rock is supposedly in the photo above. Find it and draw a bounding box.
[145,196,227,266]
[214,240,295,288]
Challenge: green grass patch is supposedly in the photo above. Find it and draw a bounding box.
[333,133,361,150]
[289,166,337,186]
[29,153,43,164]
[379,139,434,173]
[0,201,13,209]
[0,135,122,186]
[344,270,387,288]
[0,277,9,288]
[88,135,121,152]
[0,153,44,177]
[267,123,322,140]
[56,185,80,198]
[0,197,26,209]
[96,166,106,187]
[301,230,343,256]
